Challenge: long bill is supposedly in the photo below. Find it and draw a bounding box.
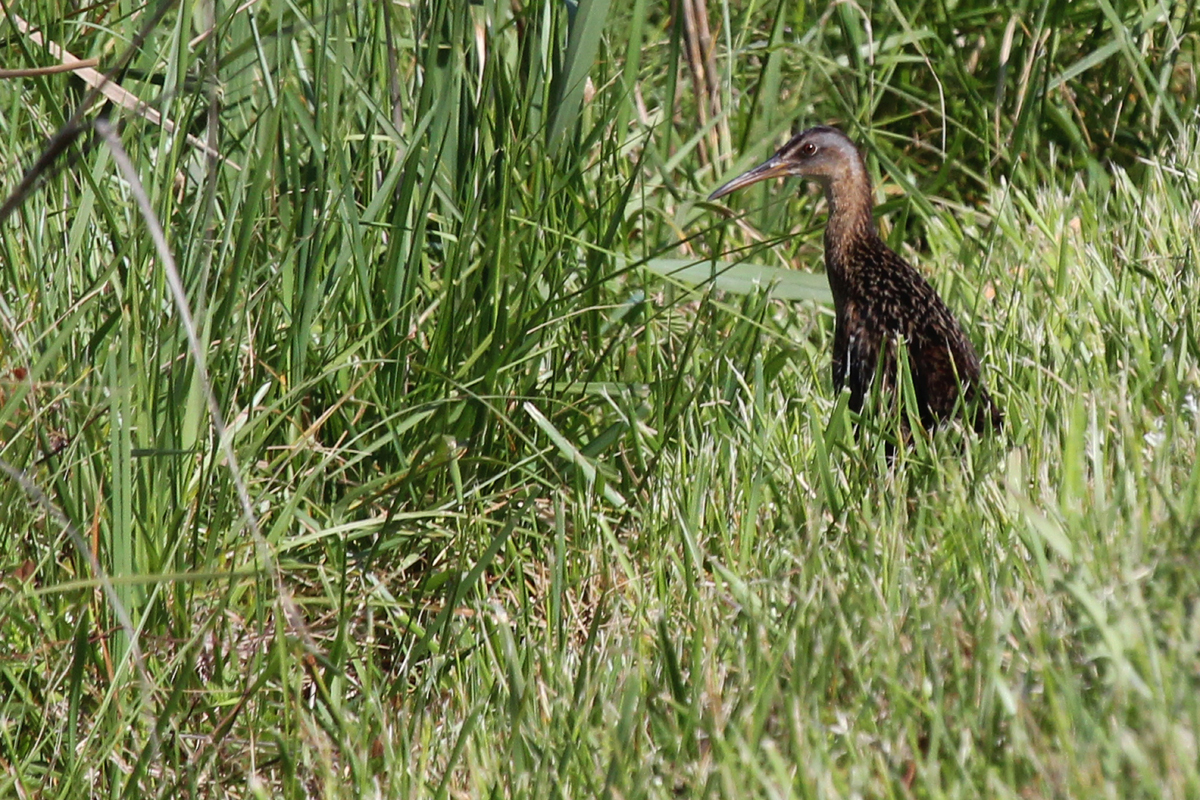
[707,155,792,201]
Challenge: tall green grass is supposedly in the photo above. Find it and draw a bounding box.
[1,0,1197,796]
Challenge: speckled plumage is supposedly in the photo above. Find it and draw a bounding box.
[709,125,1002,431]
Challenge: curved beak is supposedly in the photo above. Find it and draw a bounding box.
[707,155,792,202]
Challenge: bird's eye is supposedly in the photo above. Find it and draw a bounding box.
[799,142,817,157]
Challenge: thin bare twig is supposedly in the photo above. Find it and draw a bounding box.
[0,57,98,77]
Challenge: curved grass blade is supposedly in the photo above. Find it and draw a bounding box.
[639,257,834,304]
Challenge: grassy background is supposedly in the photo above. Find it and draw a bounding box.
[1,0,1198,796]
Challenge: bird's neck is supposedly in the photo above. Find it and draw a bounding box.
[821,168,877,289]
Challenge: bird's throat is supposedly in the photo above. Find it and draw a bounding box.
[822,172,877,288]
[823,170,875,242]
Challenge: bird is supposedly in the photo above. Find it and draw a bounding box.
[707,125,1002,432]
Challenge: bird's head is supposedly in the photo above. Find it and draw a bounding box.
[707,126,864,202]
